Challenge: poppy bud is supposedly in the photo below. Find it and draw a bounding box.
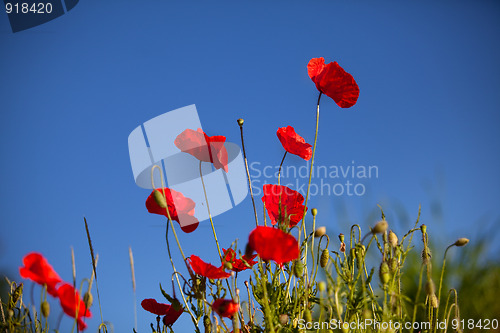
[425,280,435,296]
[203,315,212,333]
[388,258,398,274]
[421,224,427,234]
[209,279,215,285]
[7,309,14,319]
[421,249,431,264]
[430,294,439,308]
[362,309,372,320]
[388,230,398,248]
[153,190,168,209]
[320,249,329,268]
[293,260,304,278]
[453,238,469,247]
[311,208,318,217]
[237,118,244,127]
[356,245,365,262]
[318,281,326,292]
[223,262,233,270]
[41,301,50,318]
[372,220,388,234]
[83,292,93,309]
[314,226,326,237]
[303,309,312,322]
[338,233,345,243]
[279,314,289,326]
[379,262,390,285]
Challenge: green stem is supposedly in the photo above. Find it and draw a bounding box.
[435,245,453,333]
[238,121,259,227]
[410,264,425,333]
[199,161,222,259]
[277,151,287,186]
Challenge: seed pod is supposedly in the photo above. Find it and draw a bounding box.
[311,208,318,216]
[388,257,398,273]
[279,314,289,326]
[41,301,50,318]
[320,249,329,268]
[314,226,326,237]
[430,294,439,308]
[420,224,427,234]
[372,220,388,234]
[293,261,304,278]
[425,280,435,296]
[388,230,398,248]
[203,315,212,333]
[83,292,93,309]
[237,118,244,126]
[379,261,390,285]
[303,309,312,323]
[338,233,345,243]
[454,238,469,247]
[7,309,14,319]
[153,190,167,208]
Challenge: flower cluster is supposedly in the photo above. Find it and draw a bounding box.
[19,252,92,330]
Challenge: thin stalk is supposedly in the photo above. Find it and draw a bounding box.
[199,161,222,259]
[298,92,322,252]
[435,245,453,333]
[277,151,287,186]
[238,120,259,227]
[410,264,426,333]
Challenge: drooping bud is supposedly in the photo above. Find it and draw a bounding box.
[372,220,388,234]
[379,261,390,285]
[279,314,289,326]
[311,208,318,217]
[453,238,469,247]
[223,262,233,270]
[203,315,212,333]
[41,301,50,318]
[314,226,326,237]
[237,118,244,127]
[83,292,93,309]
[293,260,304,278]
[425,280,435,296]
[320,249,329,268]
[318,281,326,292]
[388,230,398,248]
[153,190,167,208]
[338,233,345,243]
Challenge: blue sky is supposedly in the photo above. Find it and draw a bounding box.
[1,0,499,331]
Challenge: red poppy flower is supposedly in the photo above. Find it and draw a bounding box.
[146,188,199,233]
[174,128,228,172]
[222,248,257,273]
[277,126,312,161]
[19,252,62,297]
[141,298,183,326]
[56,283,92,331]
[307,57,359,108]
[212,299,239,318]
[187,255,231,279]
[262,184,307,227]
[247,226,299,266]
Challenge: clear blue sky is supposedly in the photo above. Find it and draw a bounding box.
[1,0,499,331]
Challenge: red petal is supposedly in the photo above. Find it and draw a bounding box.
[307,57,326,81]
[212,299,239,318]
[57,284,92,320]
[261,185,307,227]
[141,298,170,316]
[276,126,312,161]
[188,255,231,279]
[19,252,62,297]
[248,227,299,265]
[314,61,359,108]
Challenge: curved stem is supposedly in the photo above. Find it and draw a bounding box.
[199,161,222,259]
[238,121,259,227]
[435,245,453,332]
[277,151,287,186]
